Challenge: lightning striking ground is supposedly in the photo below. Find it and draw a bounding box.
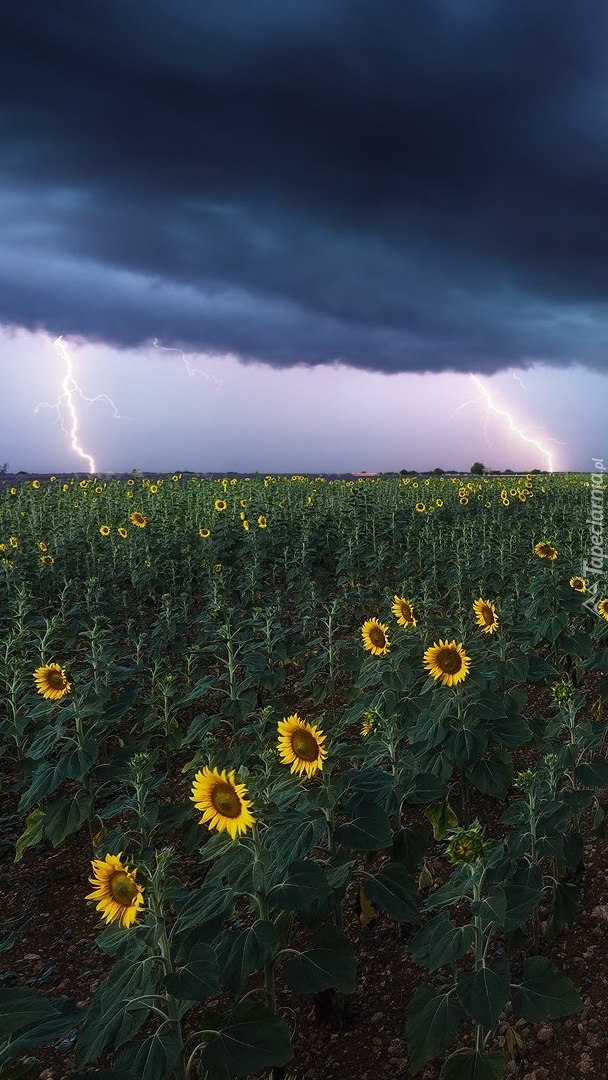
[34,336,127,473]
[452,373,558,472]
[152,338,223,392]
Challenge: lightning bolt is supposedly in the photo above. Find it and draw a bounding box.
[35,336,127,473]
[152,338,223,392]
[452,373,558,472]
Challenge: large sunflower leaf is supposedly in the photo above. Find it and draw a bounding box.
[74,959,157,1067]
[512,956,583,1023]
[406,984,466,1073]
[201,1001,292,1077]
[442,1050,506,1080]
[215,921,277,994]
[164,942,220,1001]
[267,859,331,911]
[457,958,511,1029]
[281,924,356,994]
[363,862,419,923]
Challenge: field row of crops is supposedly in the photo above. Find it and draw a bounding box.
[1,472,607,1080]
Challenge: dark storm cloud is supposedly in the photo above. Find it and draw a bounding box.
[2,0,608,373]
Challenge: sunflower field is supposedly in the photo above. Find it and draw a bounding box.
[1,471,608,1080]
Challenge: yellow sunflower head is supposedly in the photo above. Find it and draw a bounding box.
[214,499,227,512]
[360,711,377,738]
[149,484,158,494]
[415,502,426,512]
[32,480,40,489]
[472,598,499,635]
[33,663,71,700]
[569,576,586,593]
[277,714,327,778]
[118,526,128,538]
[86,852,144,928]
[242,519,250,531]
[130,511,147,528]
[423,639,471,687]
[459,496,469,505]
[190,767,255,839]
[534,541,558,560]
[257,515,267,528]
[361,618,391,656]
[38,541,48,552]
[597,598,608,622]
[8,536,18,548]
[199,527,211,538]
[99,525,111,537]
[391,595,417,629]
[40,554,55,565]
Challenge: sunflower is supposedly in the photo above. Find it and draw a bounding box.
[214,563,222,572]
[9,487,17,495]
[171,474,180,482]
[436,498,443,507]
[99,525,111,536]
[459,496,469,505]
[242,519,250,531]
[86,852,144,928]
[8,537,18,548]
[40,554,55,565]
[598,599,608,622]
[32,480,40,489]
[277,714,327,778]
[391,595,417,628]
[149,484,158,494]
[361,712,376,737]
[361,618,391,656]
[534,541,558,560]
[257,515,267,528]
[472,598,499,634]
[33,663,71,700]
[415,502,426,512]
[423,639,471,687]
[130,511,147,528]
[95,485,103,494]
[569,576,586,593]
[38,542,48,552]
[190,767,255,839]
[126,490,134,499]
[126,478,135,486]
[118,527,128,539]
[214,499,227,512]
[199,527,211,538]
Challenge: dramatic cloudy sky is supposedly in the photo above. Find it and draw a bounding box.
[1,0,607,472]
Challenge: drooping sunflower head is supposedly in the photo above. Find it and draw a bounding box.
[40,554,55,566]
[391,595,417,629]
[190,767,255,839]
[534,541,558,560]
[38,541,48,552]
[445,822,486,868]
[33,663,71,701]
[277,714,327,778]
[472,598,499,635]
[569,576,586,593]
[598,598,608,622]
[360,711,377,738]
[423,639,471,687]
[86,852,144,929]
[361,618,391,656]
[130,511,147,528]
[118,527,128,539]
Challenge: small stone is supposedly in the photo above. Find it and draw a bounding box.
[536,1025,553,1043]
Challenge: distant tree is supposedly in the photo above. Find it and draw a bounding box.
[470,462,485,475]
[531,468,541,474]
[0,463,8,476]
[504,468,513,474]
[432,467,445,475]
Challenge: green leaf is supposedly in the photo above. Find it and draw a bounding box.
[201,1000,292,1076]
[410,913,475,972]
[457,957,511,1029]
[115,1027,182,1080]
[334,801,392,851]
[471,886,506,934]
[574,760,608,787]
[18,759,69,812]
[0,989,58,1038]
[466,753,513,799]
[392,824,431,871]
[268,860,331,911]
[164,942,220,1001]
[175,880,234,931]
[75,959,157,1066]
[215,921,277,995]
[14,810,45,863]
[512,956,583,1023]
[281,925,356,994]
[406,984,466,1073]
[504,653,529,684]
[266,816,325,871]
[425,800,458,841]
[44,790,92,846]
[363,862,419,923]
[443,1050,506,1080]
[503,865,543,931]
[447,728,488,768]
